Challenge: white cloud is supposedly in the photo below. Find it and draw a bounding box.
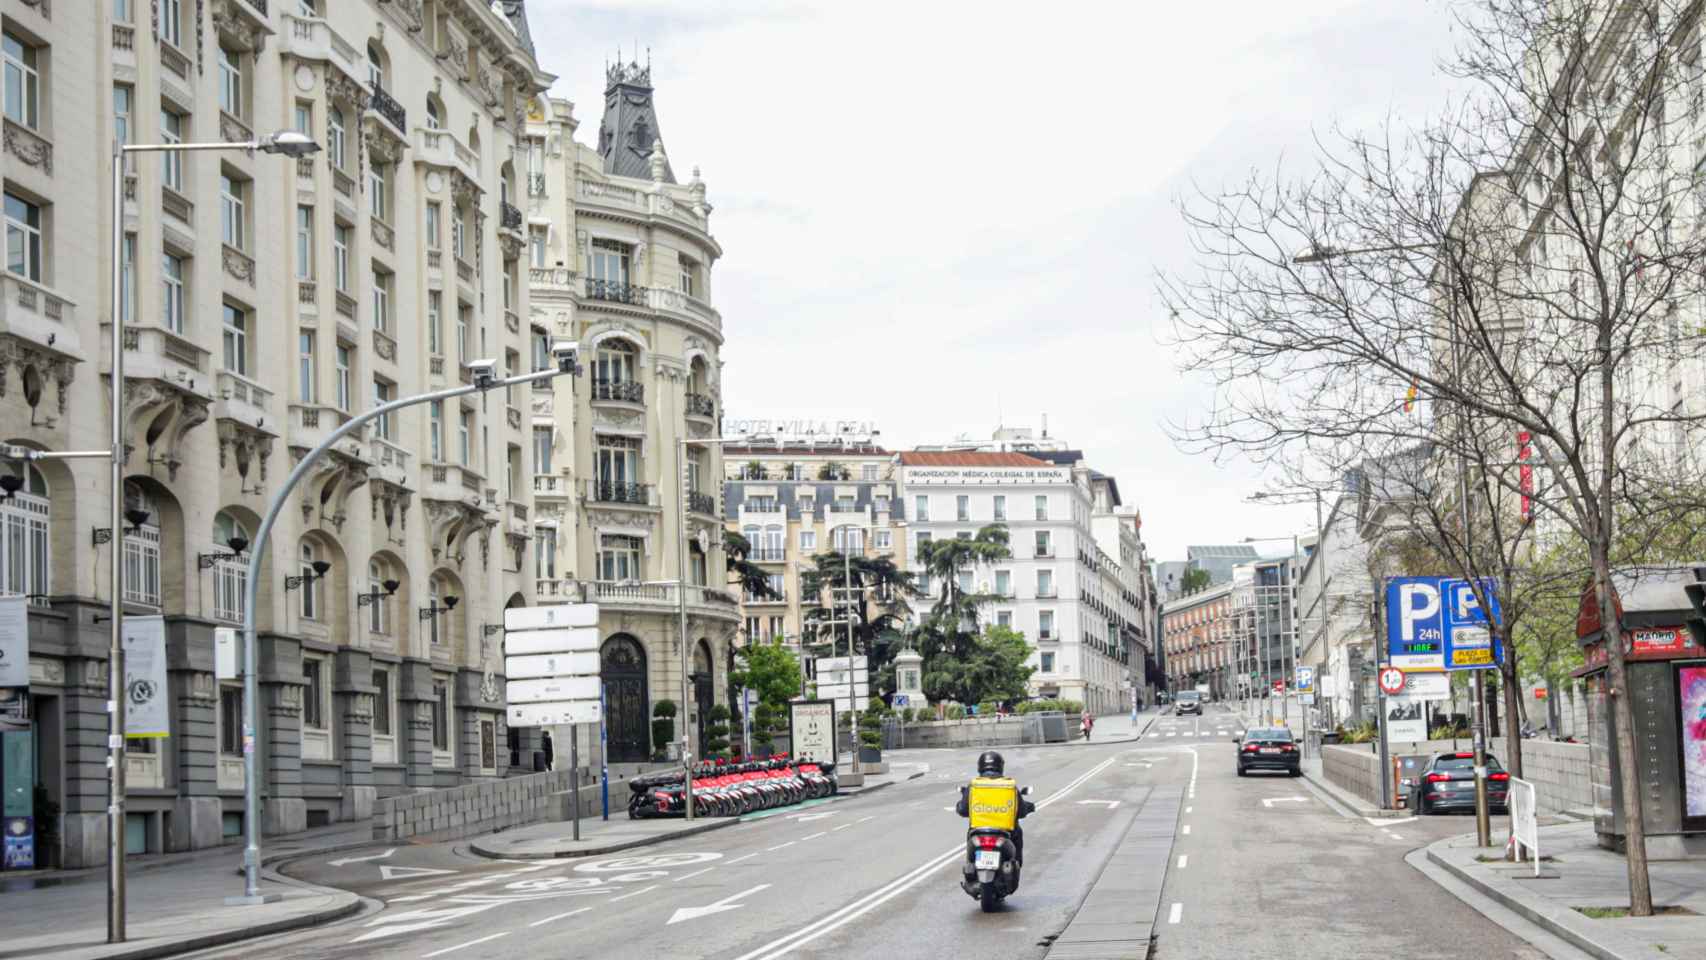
[524,0,1456,560]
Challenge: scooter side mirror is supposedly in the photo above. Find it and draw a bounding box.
[1020,786,1032,796]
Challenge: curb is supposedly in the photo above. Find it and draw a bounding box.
[1423,837,1645,960]
[73,891,361,960]
[468,814,739,860]
[1298,765,1406,819]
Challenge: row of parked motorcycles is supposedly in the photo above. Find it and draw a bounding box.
[627,756,839,818]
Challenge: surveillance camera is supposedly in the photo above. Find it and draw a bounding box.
[468,358,499,389]
[551,340,580,373]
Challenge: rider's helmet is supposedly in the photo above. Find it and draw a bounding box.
[976,750,1005,777]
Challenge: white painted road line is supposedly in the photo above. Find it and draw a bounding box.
[800,832,827,842]
[768,841,797,852]
[422,932,509,957]
[855,815,875,824]
[529,907,591,927]
[1185,806,1193,814]
[727,852,761,865]
[832,823,852,831]
[1178,855,1188,868]
[1183,825,1191,835]
[609,884,660,903]
[673,866,716,883]
[1168,903,1183,924]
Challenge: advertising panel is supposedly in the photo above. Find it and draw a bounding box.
[789,700,837,766]
[1680,665,1706,825]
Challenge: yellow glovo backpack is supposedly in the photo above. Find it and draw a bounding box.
[966,776,1019,831]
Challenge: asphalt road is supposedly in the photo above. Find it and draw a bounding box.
[188,705,1558,960]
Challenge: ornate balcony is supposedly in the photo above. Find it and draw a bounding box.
[685,392,715,419]
[280,14,363,85]
[688,491,718,516]
[535,580,740,621]
[592,378,644,404]
[500,201,523,232]
[586,479,655,506]
[584,277,646,306]
[530,267,575,291]
[414,128,480,185]
[533,474,569,498]
[367,83,407,136]
[215,370,273,425]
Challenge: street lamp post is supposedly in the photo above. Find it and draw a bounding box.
[235,359,579,902]
[101,131,319,937]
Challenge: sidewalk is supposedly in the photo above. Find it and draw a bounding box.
[471,765,913,859]
[1425,820,1706,960]
[0,822,369,960]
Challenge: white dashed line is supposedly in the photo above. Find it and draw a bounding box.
[423,932,509,957]
[856,816,875,824]
[727,852,761,864]
[609,884,659,903]
[1177,855,1188,868]
[1182,825,1191,835]
[673,866,716,883]
[800,832,827,842]
[832,824,852,832]
[1168,903,1183,924]
[768,841,797,852]
[1185,806,1192,814]
[529,907,591,927]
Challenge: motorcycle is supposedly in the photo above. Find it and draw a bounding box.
[959,783,1033,911]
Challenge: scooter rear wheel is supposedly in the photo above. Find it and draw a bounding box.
[980,884,1000,912]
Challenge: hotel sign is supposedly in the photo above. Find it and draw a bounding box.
[724,418,878,441]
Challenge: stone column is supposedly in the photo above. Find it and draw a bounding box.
[334,649,376,821]
[258,634,307,835]
[168,669,220,851]
[397,659,436,789]
[61,657,114,869]
[456,667,503,780]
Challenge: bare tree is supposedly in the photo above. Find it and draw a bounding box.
[1162,0,1706,913]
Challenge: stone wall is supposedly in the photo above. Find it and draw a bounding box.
[373,765,660,843]
[1321,744,1382,802]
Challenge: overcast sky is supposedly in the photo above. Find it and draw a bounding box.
[524,0,1459,562]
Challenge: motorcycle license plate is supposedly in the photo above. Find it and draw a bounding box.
[974,850,1001,870]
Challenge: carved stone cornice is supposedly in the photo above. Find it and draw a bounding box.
[585,508,656,531]
[292,446,371,531]
[216,417,276,486]
[498,230,522,262]
[122,380,209,480]
[422,498,486,564]
[370,478,412,545]
[364,119,406,160]
[325,71,370,112]
[0,335,77,415]
[211,0,272,52]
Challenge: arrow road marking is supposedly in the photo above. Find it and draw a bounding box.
[668,883,773,925]
[1260,797,1309,808]
[379,864,456,881]
[1075,800,1121,809]
[328,848,396,867]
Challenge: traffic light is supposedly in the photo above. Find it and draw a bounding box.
[1686,565,1706,647]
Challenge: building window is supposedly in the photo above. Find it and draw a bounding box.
[371,267,391,332]
[594,339,637,388]
[996,610,1012,629]
[456,304,470,362]
[115,0,134,23]
[530,230,546,268]
[957,495,969,522]
[160,108,184,192]
[533,426,552,473]
[293,99,312,136]
[590,239,629,285]
[370,163,389,221]
[425,95,442,129]
[367,41,384,89]
[832,527,864,552]
[160,251,186,333]
[0,463,49,603]
[3,192,42,283]
[161,0,183,46]
[217,45,244,118]
[800,530,817,552]
[1040,652,1056,673]
[210,512,248,622]
[302,659,327,730]
[122,485,162,608]
[452,207,466,260]
[458,410,473,465]
[427,290,443,355]
[1035,530,1051,557]
[995,569,1011,597]
[119,234,136,325]
[861,464,879,481]
[594,434,638,486]
[372,669,393,737]
[295,206,314,279]
[431,679,449,752]
[425,202,441,250]
[1036,569,1055,598]
[334,343,352,410]
[328,106,345,170]
[1035,495,1049,521]
[298,331,317,403]
[222,303,249,375]
[373,378,394,440]
[426,400,447,461]
[219,686,243,755]
[679,256,697,297]
[914,495,929,521]
[114,84,133,150]
[994,495,1006,522]
[333,224,350,291]
[598,534,643,581]
[2,31,40,130]
[220,174,247,250]
[1039,610,1054,640]
[874,529,892,550]
[299,543,321,620]
[535,525,557,578]
[367,559,388,635]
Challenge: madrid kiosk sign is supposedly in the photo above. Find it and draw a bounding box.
[1574,565,1706,857]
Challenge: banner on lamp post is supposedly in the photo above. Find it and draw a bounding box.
[123,616,170,738]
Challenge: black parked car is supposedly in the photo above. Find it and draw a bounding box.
[1236,727,1300,776]
[1412,751,1509,815]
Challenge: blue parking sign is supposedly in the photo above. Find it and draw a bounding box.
[1444,578,1503,670]
[1385,576,1504,671]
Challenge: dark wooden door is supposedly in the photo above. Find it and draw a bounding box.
[602,635,649,762]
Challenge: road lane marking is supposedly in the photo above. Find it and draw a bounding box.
[1388,833,1404,840]
[768,841,796,852]
[1182,825,1191,835]
[609,884,659,902]
[732,755,1117,960]
[1185,806,1192,813]
[832,823,852,831]
[422,932,508,957]
[800,832,827,841]
[528,907,591,927]
[726,852,760,864]
[855,816,875,824]
[1178,855,1188,868]
[1168,903,1183,924]
[673,866,716,883]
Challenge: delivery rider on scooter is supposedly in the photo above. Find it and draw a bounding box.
[955,751,1035,869]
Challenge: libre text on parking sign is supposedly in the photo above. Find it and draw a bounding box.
[1385,576,1503,672]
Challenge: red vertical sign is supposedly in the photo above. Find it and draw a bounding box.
[1517,431,1533,522]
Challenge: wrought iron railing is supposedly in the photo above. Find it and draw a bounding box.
[584,277,646,305]
[688,491,718,515]
[368,83,407,132]
[589,480,652,505]
[500,200,523,231]
[592,379,644,403]
[685,393,715,418]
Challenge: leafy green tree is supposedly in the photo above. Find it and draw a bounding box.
[916,525,1012,658]
[922,625,1035,706]
[1180,567,1212,594]
[731,641,802,706]
[704,704,732,759]
[724,530,781,601]
[799,550,919,680]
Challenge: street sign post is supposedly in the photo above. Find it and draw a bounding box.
[1379,667,1407,696]
[504,602,600,841]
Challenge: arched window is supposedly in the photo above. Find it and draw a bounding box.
[0,462,49,604]
[123,482,161,607]
[762,523,784,559]
[366,41,384,89]
[328,105,346,170]
[368,558,388,635]
[300,542,321,620]
[425,95,442,130]
[428,572,457,646]
[211,510,250,623]
[594,338,636,386]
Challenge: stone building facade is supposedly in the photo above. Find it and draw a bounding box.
[523,62,740,767]
[1160,581,1235,698]
[1,0,551,867]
